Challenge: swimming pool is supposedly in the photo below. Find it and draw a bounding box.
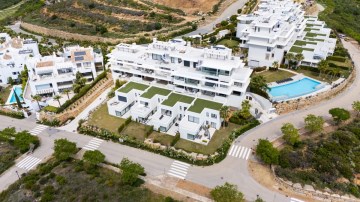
[269,78,322,100]
[7,86,24,104]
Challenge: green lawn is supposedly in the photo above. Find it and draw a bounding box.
[188,98,223,113]
[304,28,320,32]
[0,86,11,104]
[294,40,317,46]
[87,104,125,134]
[289,46,314,53]
[254,70,296,83]
[141,86,171,99]
[121,122,149,142]
[305,32,326,38]
[295,69,334,83]
[162,93,194,107]
[149,132,175,146]
[216,39,240,48]
[174,123,240,155]
[118,82,149,93]
[304,37,325,42]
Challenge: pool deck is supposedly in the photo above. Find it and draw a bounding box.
[268,75,331,102]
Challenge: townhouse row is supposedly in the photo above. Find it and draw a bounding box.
[108,81,224,143]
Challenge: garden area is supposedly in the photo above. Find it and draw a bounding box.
[216,39,240,49]
[0,127,40,175]
[0,139,170,202]
[254,69,295,83]
[0,85,11,104]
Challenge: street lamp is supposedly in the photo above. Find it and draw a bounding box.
[15,170,20,180]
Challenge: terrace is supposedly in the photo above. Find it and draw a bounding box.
[162,93,194,107]
[289,46,314,53]
[188,98,223,113]
[140,86,171,99]
[118,81,149,93]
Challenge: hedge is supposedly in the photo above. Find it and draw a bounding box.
[0,109,24,119]
[118,116,132,133]
[327,56,346,62]
[56,72,107,113]
[328,62,351,70]
[171,133,180,146]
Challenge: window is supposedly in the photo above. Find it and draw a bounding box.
[184,60,190,67]
[206,112,209,117]
[184,107,187,111]
[115,111,122,117]
[180,106,182,110]
[188,115,199,123]
[152,54,161,60]
[232,91,241,96]
[267,47,271,52]
[76,63,81,68]
[187,134,195,140]
[211,113,217,118]
[218,70,230,76]
[211,122,216,128]
[171,57,175,63]
[118,96,127,102]
[12,72,17,75]
[158,98,160,103]
[193,62,198,68]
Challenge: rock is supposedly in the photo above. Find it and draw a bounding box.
[324,187,332,193]
[285,180,293,186]
[293,183,302,189]
[159,145,166,150]
[304,184,315,192]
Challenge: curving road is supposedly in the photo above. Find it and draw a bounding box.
[0,39,359,201]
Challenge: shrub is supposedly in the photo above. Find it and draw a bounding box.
[42,106,59,113]
[327,56,346,62]
[14,131,40,153]
[0,109,24,119]
[119,158,145,185]
[40,118,61,127]
[252,66,267,72]
[54,139,77,161]
[83,150,105,166]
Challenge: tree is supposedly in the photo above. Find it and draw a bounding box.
[239,100,252,119]
[294,53,304,67]
[329,108,350,124]
[230,15,238,22]
[249,75,269,98]
[53,95,62,107]
[272,61,279,71]
[54,139,77,161]
[285,53,295,68]
[32,95,42,110]
[281,123,299,145]
[220,106,230,127]
[14,131,40,153]
[304,114,325,133]
[63,89,70,99]
[220,20,229,27]
[7,77,14,85]
[210,182,244,202]
[237,9,242,14]
[73,72,87,93]
[255,197,265,202]
[352,101,360,116]
[317,59,329,77]
[14,89,23,109]
[119,158,145,185]
[209,36,217,44]
[83,150,105,166]
[256,139,279,166]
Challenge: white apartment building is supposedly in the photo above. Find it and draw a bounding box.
[27,45,104,96]
[107,81,223,143]
[236,0,336,68]
[108,38,252,108]
[0,33,40,84]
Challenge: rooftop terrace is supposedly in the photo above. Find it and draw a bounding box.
[188,98,223,113]
[118,82,149,93]
[162,93,194,107]
[141,86,171,99]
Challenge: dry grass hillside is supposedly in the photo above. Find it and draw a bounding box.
[153,0,221,14]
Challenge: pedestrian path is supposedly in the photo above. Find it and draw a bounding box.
[167,161,190,180]
[16,156,42,171]
[290,198,304,202]
[29,125,48,136]
[228,145,252,160]
[83,138,104,151]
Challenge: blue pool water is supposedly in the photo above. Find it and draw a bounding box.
[269,78,321,100]
[8,86,24,104]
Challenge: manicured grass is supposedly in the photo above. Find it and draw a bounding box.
[141,86,171,99]
[305,32,326,37]
[0,158,167,201]
[42,105,59,113]
[188,98,223,113]
[149,132,175,146]
[88,104,125,134]
[121,122,148,142]
[216,39,240,48]
[294,40,317,46]
[162,93,194,107]
[0,86,11,104]
[174,123,240,155]
[254,70,296,83]
[118,82,149,93]
[289,46,314,53]
[304,27,320,32]
[304,37,325,42]
[295,69,334,83]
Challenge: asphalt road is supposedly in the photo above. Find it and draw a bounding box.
[0,39,358,201]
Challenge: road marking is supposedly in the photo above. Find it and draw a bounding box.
[16,156,42,171]
[29,125,48,136]
[228,145,252,160]
[290,198,304,202]
[167,160,190,180]
[83,138,104,151]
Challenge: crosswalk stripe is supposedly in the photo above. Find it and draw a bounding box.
[173,160,190,167]
[235,146,241,157]
[171,164,189,170]
[241,148,248,159]
[168,172,185,179]
[83,138,104,151]
[228,145,252,160]
[228,145,235,155]
[245,148,252,160]
[238,147,245,158]
[167,161,189,180]
[25,159,42,170]
[16,156,42,171]
[17,157,35,167]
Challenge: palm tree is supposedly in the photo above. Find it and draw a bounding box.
[53,95,62,107]
[317,59,329,77]
[220,106,230,128]
[285,53,295,69]
[32,95,42,110]
[294,53,304,67]
[63,89,71,99]
[272,61,279,71]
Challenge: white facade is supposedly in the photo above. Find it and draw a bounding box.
[236,0,336,68]
[0,33,40,84]
[27,45,104,96]
[108,38,252,108]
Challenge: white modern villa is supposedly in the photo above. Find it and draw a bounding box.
[108,38,252,108]
[236,0,336,68]
[107,81,223,143]
[26,45,104,96]
[0,33,40,84]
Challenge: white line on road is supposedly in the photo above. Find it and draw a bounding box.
[167,160,190,180]
[228,145,252,160]
[16,156,42,171]
[83,138,104,151]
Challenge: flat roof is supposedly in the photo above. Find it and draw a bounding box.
[188,98,223,113]
[141,86,171,99]
[118,82,149,93]
[162,93,195,107]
